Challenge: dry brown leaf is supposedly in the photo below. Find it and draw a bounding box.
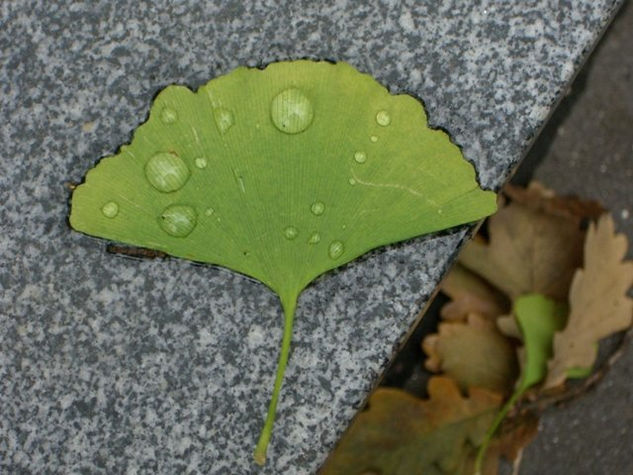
[493,411,539,461]
[504,181,605,225]
[423,314,519,395]
[459,201,585,301]
[462,411,539,474]
[440,264,510,321]
[321,377,502,475]
[496,313,522,340]
[545,214,633,388]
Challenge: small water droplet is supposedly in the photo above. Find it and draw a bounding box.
[308,232,321,245]
[213,107,234,134]
[160,107,178,124]
[284,226,298,240]
[204,207,215,216]
[194,157,208,169]
[101,201,119,218]
[270,88,314,134]
[354,151,367,164]
[311,201,325,216]
[348,178,356,185]
[370,135,378,143]
[376,110,391,126]
[328,240,344,259]
[159,205,197,237]
[145,152,190,193]
[437,209,443,215]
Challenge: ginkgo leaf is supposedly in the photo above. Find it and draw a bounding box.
[514,294,568,392]
[459,201,584,301]
[423,313,518,394]
[474,293,566,470]
[439,263,509,321]
[545,214,633,388]
[321,377,501,475]
[69,60,496,463]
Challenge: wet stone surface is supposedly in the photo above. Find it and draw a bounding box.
[0,1,623,473]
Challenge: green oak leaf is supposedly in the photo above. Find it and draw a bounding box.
[69,60,496,464]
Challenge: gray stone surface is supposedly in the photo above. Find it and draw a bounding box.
[0,1,622,473]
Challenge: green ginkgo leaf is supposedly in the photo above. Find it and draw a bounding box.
[69,60,496,464]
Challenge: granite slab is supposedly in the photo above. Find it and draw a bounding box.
[0,1,622,473]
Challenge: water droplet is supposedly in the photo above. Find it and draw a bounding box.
[213,107,234,134]
[348,178,356,185]
[160,107,177,124]
[194,157,208,169]
[308,232,321,245]
[270,88,314,134]
[311,201,325,216]
[370,135,378,143]
[204,207,215,216]
[101,201,119,218]
[376,110,391,126]
[158,205,197,237]
[328,240,344,259]
[284,226,298,240]
[437,209,444,215]
[145,152,190,193]
[354,151,367,164]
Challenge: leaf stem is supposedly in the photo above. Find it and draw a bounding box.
[474,389,523,475]
[253,295,297,465]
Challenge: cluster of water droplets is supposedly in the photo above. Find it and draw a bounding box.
[100,91,394,262]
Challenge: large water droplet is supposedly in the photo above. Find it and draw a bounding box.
[270,88,314,134]
[311,201,325,216]
[159,205,197,237]
[354,151,367,164]
[284,226,298,240]
[194,157,208,169]
[145,152,190,193]
[101,201,119,218]
[308,232,321,245]
[376,110,391,126]
[213,107,234,134]
[160,107,178,124]
[328,240,344,259]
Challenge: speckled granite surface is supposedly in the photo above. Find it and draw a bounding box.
[0,1,622,473]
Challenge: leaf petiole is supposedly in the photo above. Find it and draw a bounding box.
[253,295,298,465]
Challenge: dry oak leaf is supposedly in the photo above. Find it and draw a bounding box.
[496,312,522,340]
[545,214,633,388]
[503,181,605,226]
[459,201,585,301]
[321,377,501,475]
[440,264,510,322]
[423,314,518,395]
[462,411,539,474]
